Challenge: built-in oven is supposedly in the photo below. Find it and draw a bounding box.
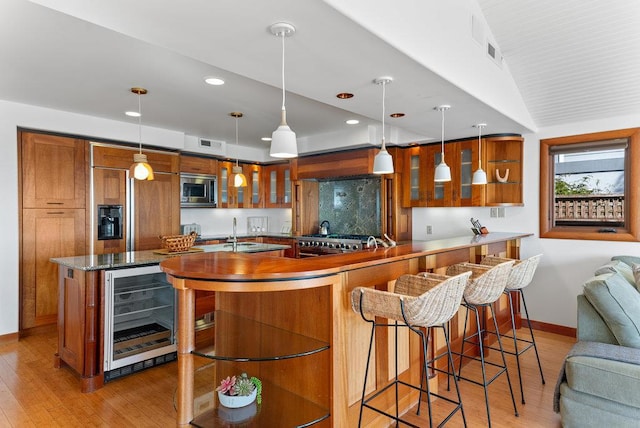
[180,173,217,208]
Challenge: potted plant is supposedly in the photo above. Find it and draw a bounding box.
[216,373,262,408]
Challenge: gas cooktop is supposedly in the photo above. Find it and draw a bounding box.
[302,234,371,240]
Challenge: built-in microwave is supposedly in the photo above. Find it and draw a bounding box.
[180,173,217,208]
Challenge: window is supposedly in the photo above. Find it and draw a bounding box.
[540,128,640,241]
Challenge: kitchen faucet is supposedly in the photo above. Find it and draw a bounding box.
[229,217,238,252]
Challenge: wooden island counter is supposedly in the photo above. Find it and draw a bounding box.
[160,232,531,427]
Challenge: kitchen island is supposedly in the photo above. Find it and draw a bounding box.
[50,242,290,393]
[159,232,531,427]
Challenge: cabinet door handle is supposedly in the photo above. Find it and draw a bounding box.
[46,202,64,205]
[47,212,65,215]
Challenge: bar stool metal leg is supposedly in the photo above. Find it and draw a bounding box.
[506,288,545,404]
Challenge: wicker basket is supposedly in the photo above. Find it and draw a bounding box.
[160,231,197,252]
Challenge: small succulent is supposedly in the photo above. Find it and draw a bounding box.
[217,372,261,402]
[232,374,255,396]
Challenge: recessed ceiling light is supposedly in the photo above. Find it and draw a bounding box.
[390,113,405,118]
[345,119,359,125]
[261,137,272,142]
[204,76,225,86]
[125,111,141,117]
[336,92,354,99]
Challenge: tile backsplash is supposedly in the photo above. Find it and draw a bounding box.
[318,177,381,235]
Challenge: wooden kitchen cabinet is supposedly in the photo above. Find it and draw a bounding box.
[21,208,86,329]
[218,160,255,208]
[21,132,86,209]
[401,145,430,207]
[19,131,88,331]
[54,267,101,392]
[133,172,180,250]
[180,154,218,175]
[264,163,291,208]
[91,144,179,173]
[484,136,524,206]
[423,140,482,207]
[292,179,319,236]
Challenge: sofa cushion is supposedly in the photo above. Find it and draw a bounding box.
[611,255,640,268]
[594,260,636,287]
[583,273,640,348]
[565,355,640,409]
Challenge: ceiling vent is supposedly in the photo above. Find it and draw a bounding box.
[487,41,503,68]
[199,138,224,150]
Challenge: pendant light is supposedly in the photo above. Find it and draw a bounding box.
[269,22,297,158]
[230,112,247,187]
[434,105,451,182]
[472,123,488,185]
[372,77,394,174]
[129,87,154,181]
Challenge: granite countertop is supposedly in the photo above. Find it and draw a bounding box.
[195,232,294,243]
[50,242,290,271]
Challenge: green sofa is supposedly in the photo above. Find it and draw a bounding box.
[556,256,640,427]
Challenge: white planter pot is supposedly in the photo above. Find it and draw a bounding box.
[217,388,256,408]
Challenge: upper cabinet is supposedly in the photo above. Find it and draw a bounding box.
[403,140,481,207]
[21,133,87,208]
[180,154,217,175]
[484,136,524,206]
[92,144,179,173]
[218,161,262,208]
[400,136,521,207]
[264,163,291,208]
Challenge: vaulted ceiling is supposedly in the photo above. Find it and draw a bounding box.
[1,0,638,159]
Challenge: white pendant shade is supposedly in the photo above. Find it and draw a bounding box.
[472,168,487,185]
[434,161,451,182]
[472,122,487,185]
[270,22,298,159]
[373,148,394,174]
[372,76,394,174]
[270,111,298,158]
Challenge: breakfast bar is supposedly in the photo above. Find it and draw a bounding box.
[160,232,531,427]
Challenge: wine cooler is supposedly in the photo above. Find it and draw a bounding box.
[103,265,177,381]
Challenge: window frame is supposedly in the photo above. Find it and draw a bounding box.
[539,127,640,241]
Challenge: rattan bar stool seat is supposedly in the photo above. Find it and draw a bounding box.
[351,271,472,428]
[445,260,519,428]
[478,254,545,404]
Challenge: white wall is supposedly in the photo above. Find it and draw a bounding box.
[413,112,640,328]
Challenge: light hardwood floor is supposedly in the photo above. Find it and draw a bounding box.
[0,328,574,427]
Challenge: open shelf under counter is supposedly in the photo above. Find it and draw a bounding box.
[192,311,330,361]
[191,361,330,428]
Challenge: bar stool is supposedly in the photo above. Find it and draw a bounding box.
[446,261,519,428]
[351,271,472,428]
[478,254,545,404]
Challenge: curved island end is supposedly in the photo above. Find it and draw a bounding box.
[160,232,531,427]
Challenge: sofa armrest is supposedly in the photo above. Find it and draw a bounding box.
[577,294,618,344]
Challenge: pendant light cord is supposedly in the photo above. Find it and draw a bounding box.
[280,32,286,112]
[137,93,143,154]
[477,125,483,168]
[381,81,386,150]
[440,107,445,156]
[235,115,240,167]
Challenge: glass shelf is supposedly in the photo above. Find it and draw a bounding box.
[192,311,330,361]
[190,362,329,427]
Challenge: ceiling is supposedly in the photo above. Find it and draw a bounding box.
[2,0,639,159]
